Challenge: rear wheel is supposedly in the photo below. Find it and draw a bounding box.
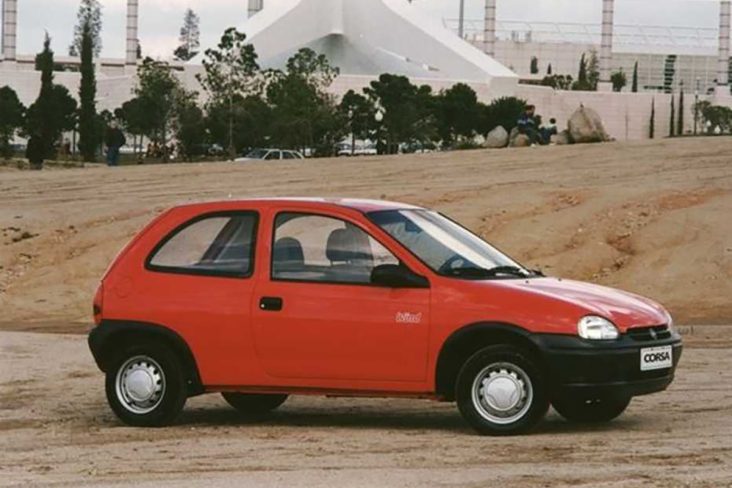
[222,393,288,415]
[105,344,187,427]
[456,345,549,435]
[552,396,631,423]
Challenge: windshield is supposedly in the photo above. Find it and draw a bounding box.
[368,210,533,279]
[246,149,269,159]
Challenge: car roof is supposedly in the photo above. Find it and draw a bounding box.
[172,198,424,214]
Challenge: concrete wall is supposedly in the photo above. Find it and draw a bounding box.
[517,84,718,141]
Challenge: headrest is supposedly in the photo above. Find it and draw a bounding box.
[273,237,304,266]
[326,228,372,263]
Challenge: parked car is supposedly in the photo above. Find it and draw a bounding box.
[337,143,378,157]
[235,148,304,162]
[89,198,682,435]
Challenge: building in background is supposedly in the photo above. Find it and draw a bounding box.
[2,0,732,141]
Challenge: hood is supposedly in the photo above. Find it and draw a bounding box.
[494,278,670,332]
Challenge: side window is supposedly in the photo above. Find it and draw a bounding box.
[148,213,257,277]
[265,151,280,160]
[282,151,297,160]
[272,213,399,284]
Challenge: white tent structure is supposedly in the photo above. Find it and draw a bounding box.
[242,0,518,95]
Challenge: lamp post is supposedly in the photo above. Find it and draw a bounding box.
[374,109,385,154]
[348,109,355,156]
[458,0,465,39]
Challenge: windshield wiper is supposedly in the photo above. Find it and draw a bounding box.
[445,265,531,278]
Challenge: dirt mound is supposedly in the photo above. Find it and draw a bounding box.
[0,137,730,328]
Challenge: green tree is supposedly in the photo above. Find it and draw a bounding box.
[541,74,573,90]
[677,87,684,136]
[116,97,150,157]
[479,96,527,134]
[134,57,189,151]
[649,98,655,139]
[174,93,206,160]
[197,28,261,158]
[0,86,25,159]
[364,74,436,154]
[206,95,271,155]
[174,9,201,62]
[587,49,600,90]
[340,89,375,152]
[69,0,102,57]
[611,70,627,92]
[434,83,480,148]
[546,63,552,75]
[267,48,343,155]
[25,34,78,169]
[78,19,99,161]
[530,56,539,75]
[632,61,639,92]
[669,94,675,137]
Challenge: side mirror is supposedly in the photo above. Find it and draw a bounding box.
[371,264,429,289]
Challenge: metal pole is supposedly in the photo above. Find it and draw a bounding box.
[458,0,465,39]
[126,0,139,65]
[600,0,614,84]
[2,0,18,61]
[483,0,496,57]
[717,0,730,88]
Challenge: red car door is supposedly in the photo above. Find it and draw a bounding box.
[252,210,431,385]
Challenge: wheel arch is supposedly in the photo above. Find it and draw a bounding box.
[435,322,544,401]
[89,320,204,396]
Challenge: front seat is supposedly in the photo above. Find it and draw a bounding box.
[272,237,305,278]
[325,227,373,282]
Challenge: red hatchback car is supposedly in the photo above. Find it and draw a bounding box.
[89,198,682,435]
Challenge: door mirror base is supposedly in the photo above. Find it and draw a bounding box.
[370,265,430,289]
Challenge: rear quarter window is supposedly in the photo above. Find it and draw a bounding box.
[147,212,258,278]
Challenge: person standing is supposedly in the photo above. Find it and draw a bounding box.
[105,122,126,167]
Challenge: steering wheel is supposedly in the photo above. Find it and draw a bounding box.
[438,255,468,274]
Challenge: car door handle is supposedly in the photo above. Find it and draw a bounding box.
[259,296,283,312]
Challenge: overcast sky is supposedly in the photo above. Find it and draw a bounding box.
[10,0,723,59]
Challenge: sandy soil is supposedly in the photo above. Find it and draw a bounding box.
[1,139,731,487]
[0,330,730,487]
[1,137,731,329]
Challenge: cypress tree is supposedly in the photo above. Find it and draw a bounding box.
[677,88,684,136]
[632,61,638,92]
[669,94,675,138]
[547,63,552,75]
[78,19,98,161]
[578,53,587,86]
[26,34,56,169]
[649,98,655,139]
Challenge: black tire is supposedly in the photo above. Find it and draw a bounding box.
[456,345,549,436]
[552,396,631,423]
[222,393,288,415]
[105,344,187,427]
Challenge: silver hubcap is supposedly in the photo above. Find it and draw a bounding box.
[115,355,165,414]
[471,362,533,425]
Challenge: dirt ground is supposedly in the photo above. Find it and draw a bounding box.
[0,329,731,488]
[1,138,731,486]
[0,137,731,328]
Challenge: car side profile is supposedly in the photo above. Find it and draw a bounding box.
[235,149,305,162]
[88,198,682,435]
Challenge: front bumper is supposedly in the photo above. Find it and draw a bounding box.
[530,331,683,399]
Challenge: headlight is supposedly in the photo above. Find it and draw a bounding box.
[578,315,619,340]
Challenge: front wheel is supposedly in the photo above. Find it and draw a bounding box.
[552,396,631,423]
[222,393,288,415]
[456,345,549,435]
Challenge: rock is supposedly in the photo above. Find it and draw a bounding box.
[553,130,572,145]
[508,127,531,147]
[484,126,509,148]
[567,106,610,143]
